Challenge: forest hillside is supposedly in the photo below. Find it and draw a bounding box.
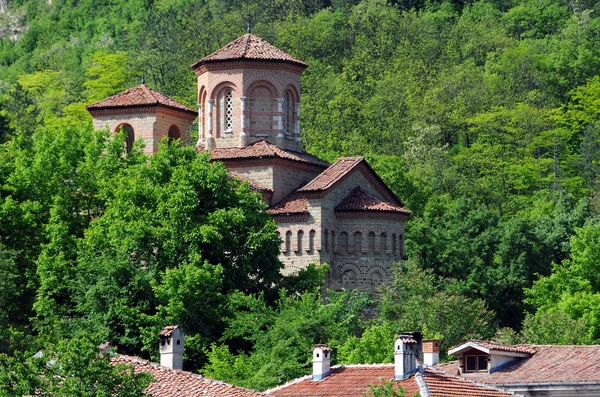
[2,0,600,393]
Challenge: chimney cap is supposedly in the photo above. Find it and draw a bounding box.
[397,334,418,344]
[313,344,332,353]
[159,325,180,337]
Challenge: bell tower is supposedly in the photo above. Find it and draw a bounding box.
[191,34,307,152]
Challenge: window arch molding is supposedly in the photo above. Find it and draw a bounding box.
[210,82,238,137]
[283,85,299,136]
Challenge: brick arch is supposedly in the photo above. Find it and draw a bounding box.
[284,84,300,102]
[198,85,207,104]
[210,81,239,100]
[243,71,284,95]
[247,80,278,99]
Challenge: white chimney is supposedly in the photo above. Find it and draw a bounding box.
[159,325,184,370]
[394,333,418,380]
[422,340,440,366]
[312,344,332,381]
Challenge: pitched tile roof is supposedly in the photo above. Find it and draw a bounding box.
[268,189,309,215]
[203,140,330,168]
[463,341,537,355]
[191,34,307,69]
[86,84,197,115]
[439,344,600,385]
[335,187,411,215]
[111,355,261,397]
[264,365,517,397]
[298,157,364,192]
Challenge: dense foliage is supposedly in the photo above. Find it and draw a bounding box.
[1,0,600,392]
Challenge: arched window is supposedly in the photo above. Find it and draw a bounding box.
[309,230,315,252]
[392,233,397,254]
[380,233,387,252]
[283,90,295,135]
[297,230,304,253]
[285,231,292,255]
[341,232,349,252]
[116,123,135,154]
[368,232,375,251]
[224,89,233,132]
[324,229,329,252]
[354,232,361,254]
[168,125,180,143]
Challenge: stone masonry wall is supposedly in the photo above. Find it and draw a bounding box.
[92,113,157,155]
[274,168,407,293]
[272,165,322,204]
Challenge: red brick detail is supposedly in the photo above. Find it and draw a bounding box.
[265,365,514,397]
[334,212,409,221]
[423,340,441,354]
[335,187,411,215]
[86,84,197,116]
[271,213,310,223]
[111,355,261,397]
[191,34,307,70]
[193,61,306,77]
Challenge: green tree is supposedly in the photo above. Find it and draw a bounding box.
[0,336,153,397]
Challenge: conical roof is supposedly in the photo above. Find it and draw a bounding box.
[191,33,307,69]
[86,84,196,115]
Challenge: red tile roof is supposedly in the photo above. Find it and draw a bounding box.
[439,344,600,385]
[453,341,537,355]
[335,187,411,215]
[268,189,309,215]
[86,84,197,115]
[204,140,329,168]
[265,365,517,397]
[111,355,261,397]
[191,34,307,69]
[298,157,364,192]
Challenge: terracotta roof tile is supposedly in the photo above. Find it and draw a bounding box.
[158,325,179,337]
[204,140,329,168]
[86,84,196,114]
[265,365,516,397]
[268,189,309,215]
[111,355,261,397]
[298,157,364,192]
[463,341,537,355]
[439,344,600,385]
[335,187,411,215]
[192,34,307,68]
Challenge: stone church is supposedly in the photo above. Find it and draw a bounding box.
[86,33,410,291]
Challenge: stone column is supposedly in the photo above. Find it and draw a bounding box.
[276,97,285,133]
[196,103,203,147]
[205,99,215,149]
[295,102,301,135]
[240,96,247,133]
[207,99,214,136]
